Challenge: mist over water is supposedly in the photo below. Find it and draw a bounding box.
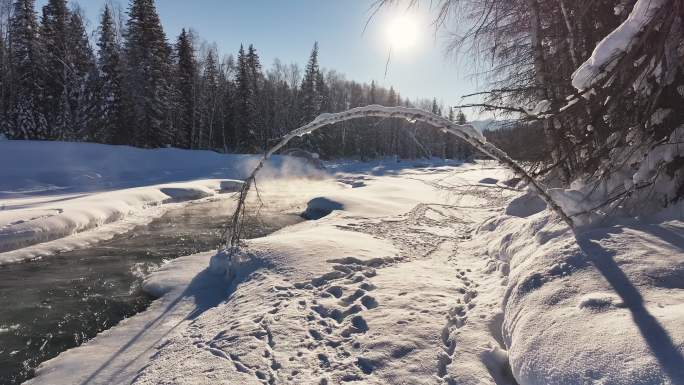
[0,197,302,385]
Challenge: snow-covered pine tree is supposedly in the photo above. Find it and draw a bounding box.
[215,55,233,152]
[124,0,173,148]
[39,0,69,139]
[8,0,47,139]
[234,45,250,151]
[456,110,466,125]
[298,42,335,155]
[386,86,399,156]
[298,42,320,124]
[173,28,197,149]
[64,8,97,141]
[429,98,445,158]
[246,44,265,150]
[199,47,220,149]
[96,4,127,145]
[218,54,236,152]
[0,13,7,133]
[0,0,9,121]
[234,44,260,152]
[455,110,472,160]
[315,68,328,113]
[444,106,456,159]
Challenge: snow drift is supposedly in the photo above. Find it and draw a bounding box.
[0,140,324,264]
[481,208,684,385]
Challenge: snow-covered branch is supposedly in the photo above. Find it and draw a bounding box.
[223,105,575,252]
[571,0,667,90]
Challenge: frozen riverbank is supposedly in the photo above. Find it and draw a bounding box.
[0,141,321,264]
[28,162,521,385]
[6,145,682,385]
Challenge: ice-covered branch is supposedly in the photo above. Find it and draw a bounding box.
[223,105,575,252]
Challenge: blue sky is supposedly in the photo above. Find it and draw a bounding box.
[38,0,486,118]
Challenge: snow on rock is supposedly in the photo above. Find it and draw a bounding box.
[301,197,345,220]
[481,205,684,385]
[572,0,666,90]
[479,177,499,185]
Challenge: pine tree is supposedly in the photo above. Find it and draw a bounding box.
[431,98,440,115]
[234,44,258,151]
[8,0,46,139]
[97,4,127,144]
[174,28,196,149]
[454,110,471,160]
[456,110,466,125]
[298,42,334,154]
[64,9,97,140]
[216,56,233,152]
[299,42,320,123]
[315,69,328,112]
[124,0,173,147]
[39,0,69,139]
[199,47,219,149]
[245,44,266,150]
[0,23,8,132]
[387,87,397,106]
[39,2,97,140]
[385,87,399,155]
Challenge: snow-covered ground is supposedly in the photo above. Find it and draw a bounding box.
[0,141,322,264]
[3,141,682,385]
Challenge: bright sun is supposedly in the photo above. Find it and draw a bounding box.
[386,14,419,52]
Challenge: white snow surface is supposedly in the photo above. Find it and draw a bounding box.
[0,140,322,264]
[572,0,666,90]
[13,153,684,385]
[482,213,684,385]
[28,161,521,385]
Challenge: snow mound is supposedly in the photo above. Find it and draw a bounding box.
[481,212,684,385]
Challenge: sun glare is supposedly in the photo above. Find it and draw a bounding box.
[386,14,419,52]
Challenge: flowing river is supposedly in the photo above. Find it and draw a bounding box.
[0,197,302,384]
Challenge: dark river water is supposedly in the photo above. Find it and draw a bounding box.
[0,197,302,385]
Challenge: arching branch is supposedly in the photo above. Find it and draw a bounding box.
[222,105,574,254]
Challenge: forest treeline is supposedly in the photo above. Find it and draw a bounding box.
[0,0,474,160]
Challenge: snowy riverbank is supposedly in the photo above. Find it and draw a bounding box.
[4,142,682,385]
[0,141,322,264]
[26,160,517,385]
